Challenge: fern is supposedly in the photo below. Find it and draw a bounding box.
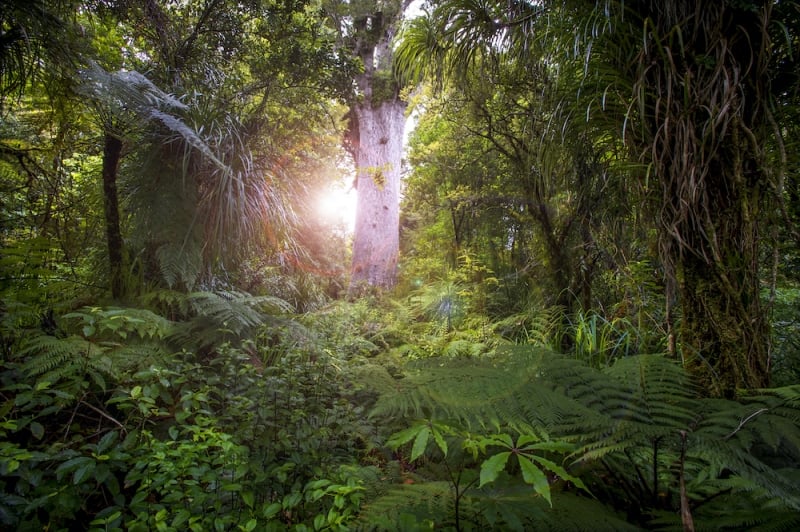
[369,347,800,528]
[491,304,563,347]
[18,334,111,393]
[155,242,203,291]
[166,289,293,351]
[357,477,639,531]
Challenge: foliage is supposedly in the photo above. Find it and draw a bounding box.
[3,2,800,531]
[366,347,800,530]
[0,295,375,530]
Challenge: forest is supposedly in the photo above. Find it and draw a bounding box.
[2,0,800,530]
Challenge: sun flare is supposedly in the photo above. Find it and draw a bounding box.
[316,183,358,232]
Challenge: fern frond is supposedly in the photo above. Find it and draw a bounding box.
[18,333,113,391]
[356,481,454,530]
[358,478,639,531]
[155,242,203,291]
[166,289,292,351]
[19,335,100,377]
[370,346,800,527]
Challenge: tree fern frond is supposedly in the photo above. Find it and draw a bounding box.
[165,289,292,351]
[358,477,638,531]
[370,346,800,526]
[19,334,100,377]
[155,242,203,291]
[356,481,454,530]
[491,304,563,347]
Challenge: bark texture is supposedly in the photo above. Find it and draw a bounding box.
[346,2,410,292]
[350,100,405,289]
[629,1,773,396]
[102,131,124,299]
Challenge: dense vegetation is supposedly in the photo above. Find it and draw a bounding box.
[2,0,800,530]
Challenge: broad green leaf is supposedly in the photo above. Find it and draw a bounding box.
[522,440,576,454]
[411,426,430,461]
[172,509,191,529]
[431,426,448,456]
[530,455,589,491]
[0,400,13,418]
[55,456,93,479]
[486,433,514,448]
[96,430,118,454]
[387,424,425,449]
[516,433,541,447]
[518,455,551,506]
[479,451,511,487]
[73,461,96,485]
[262,502,281,519]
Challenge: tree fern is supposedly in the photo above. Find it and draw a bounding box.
[369,347,800,528]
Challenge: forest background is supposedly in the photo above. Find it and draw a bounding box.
[2,0,800,530]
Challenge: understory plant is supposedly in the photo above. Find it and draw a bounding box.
[0,294,374,531]
[361,347,800,530]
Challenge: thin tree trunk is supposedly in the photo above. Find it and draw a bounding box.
[102,131,124,299]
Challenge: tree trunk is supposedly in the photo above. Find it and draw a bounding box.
[345,2,410,293]
[632,1,773,395]
[102,131,124,299]
[350,99,405,290]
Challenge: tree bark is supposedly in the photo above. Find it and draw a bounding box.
[350,100,405,290]
[102,131,124,299]
[346,3,409,293]
[632,1,773,395]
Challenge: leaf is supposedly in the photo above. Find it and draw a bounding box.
[518,455,551,506]
[172,510,191,529]
[387,424,424,449]
[73,460,96,485]
[96,430,118,454]
[262,502,281,519]
[431,426,448,456]
[55,456,93,480]
[411,426,431,462]
[29,421,44,440]
[529,455,589,492]
[479,451,511,487]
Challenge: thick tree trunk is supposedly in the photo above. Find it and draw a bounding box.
[345,2,410,293]
[633,1,773,395]
[102,131,124,299]
[350,100,406,290]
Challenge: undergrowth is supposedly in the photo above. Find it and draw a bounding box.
[1,293,799,530]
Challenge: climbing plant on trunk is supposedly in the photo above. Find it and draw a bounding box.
[605,0,776,396]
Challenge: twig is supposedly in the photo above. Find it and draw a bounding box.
[79,399,127,436]
[724,408,768,441]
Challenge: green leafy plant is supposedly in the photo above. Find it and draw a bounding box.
[365,347,800,530]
